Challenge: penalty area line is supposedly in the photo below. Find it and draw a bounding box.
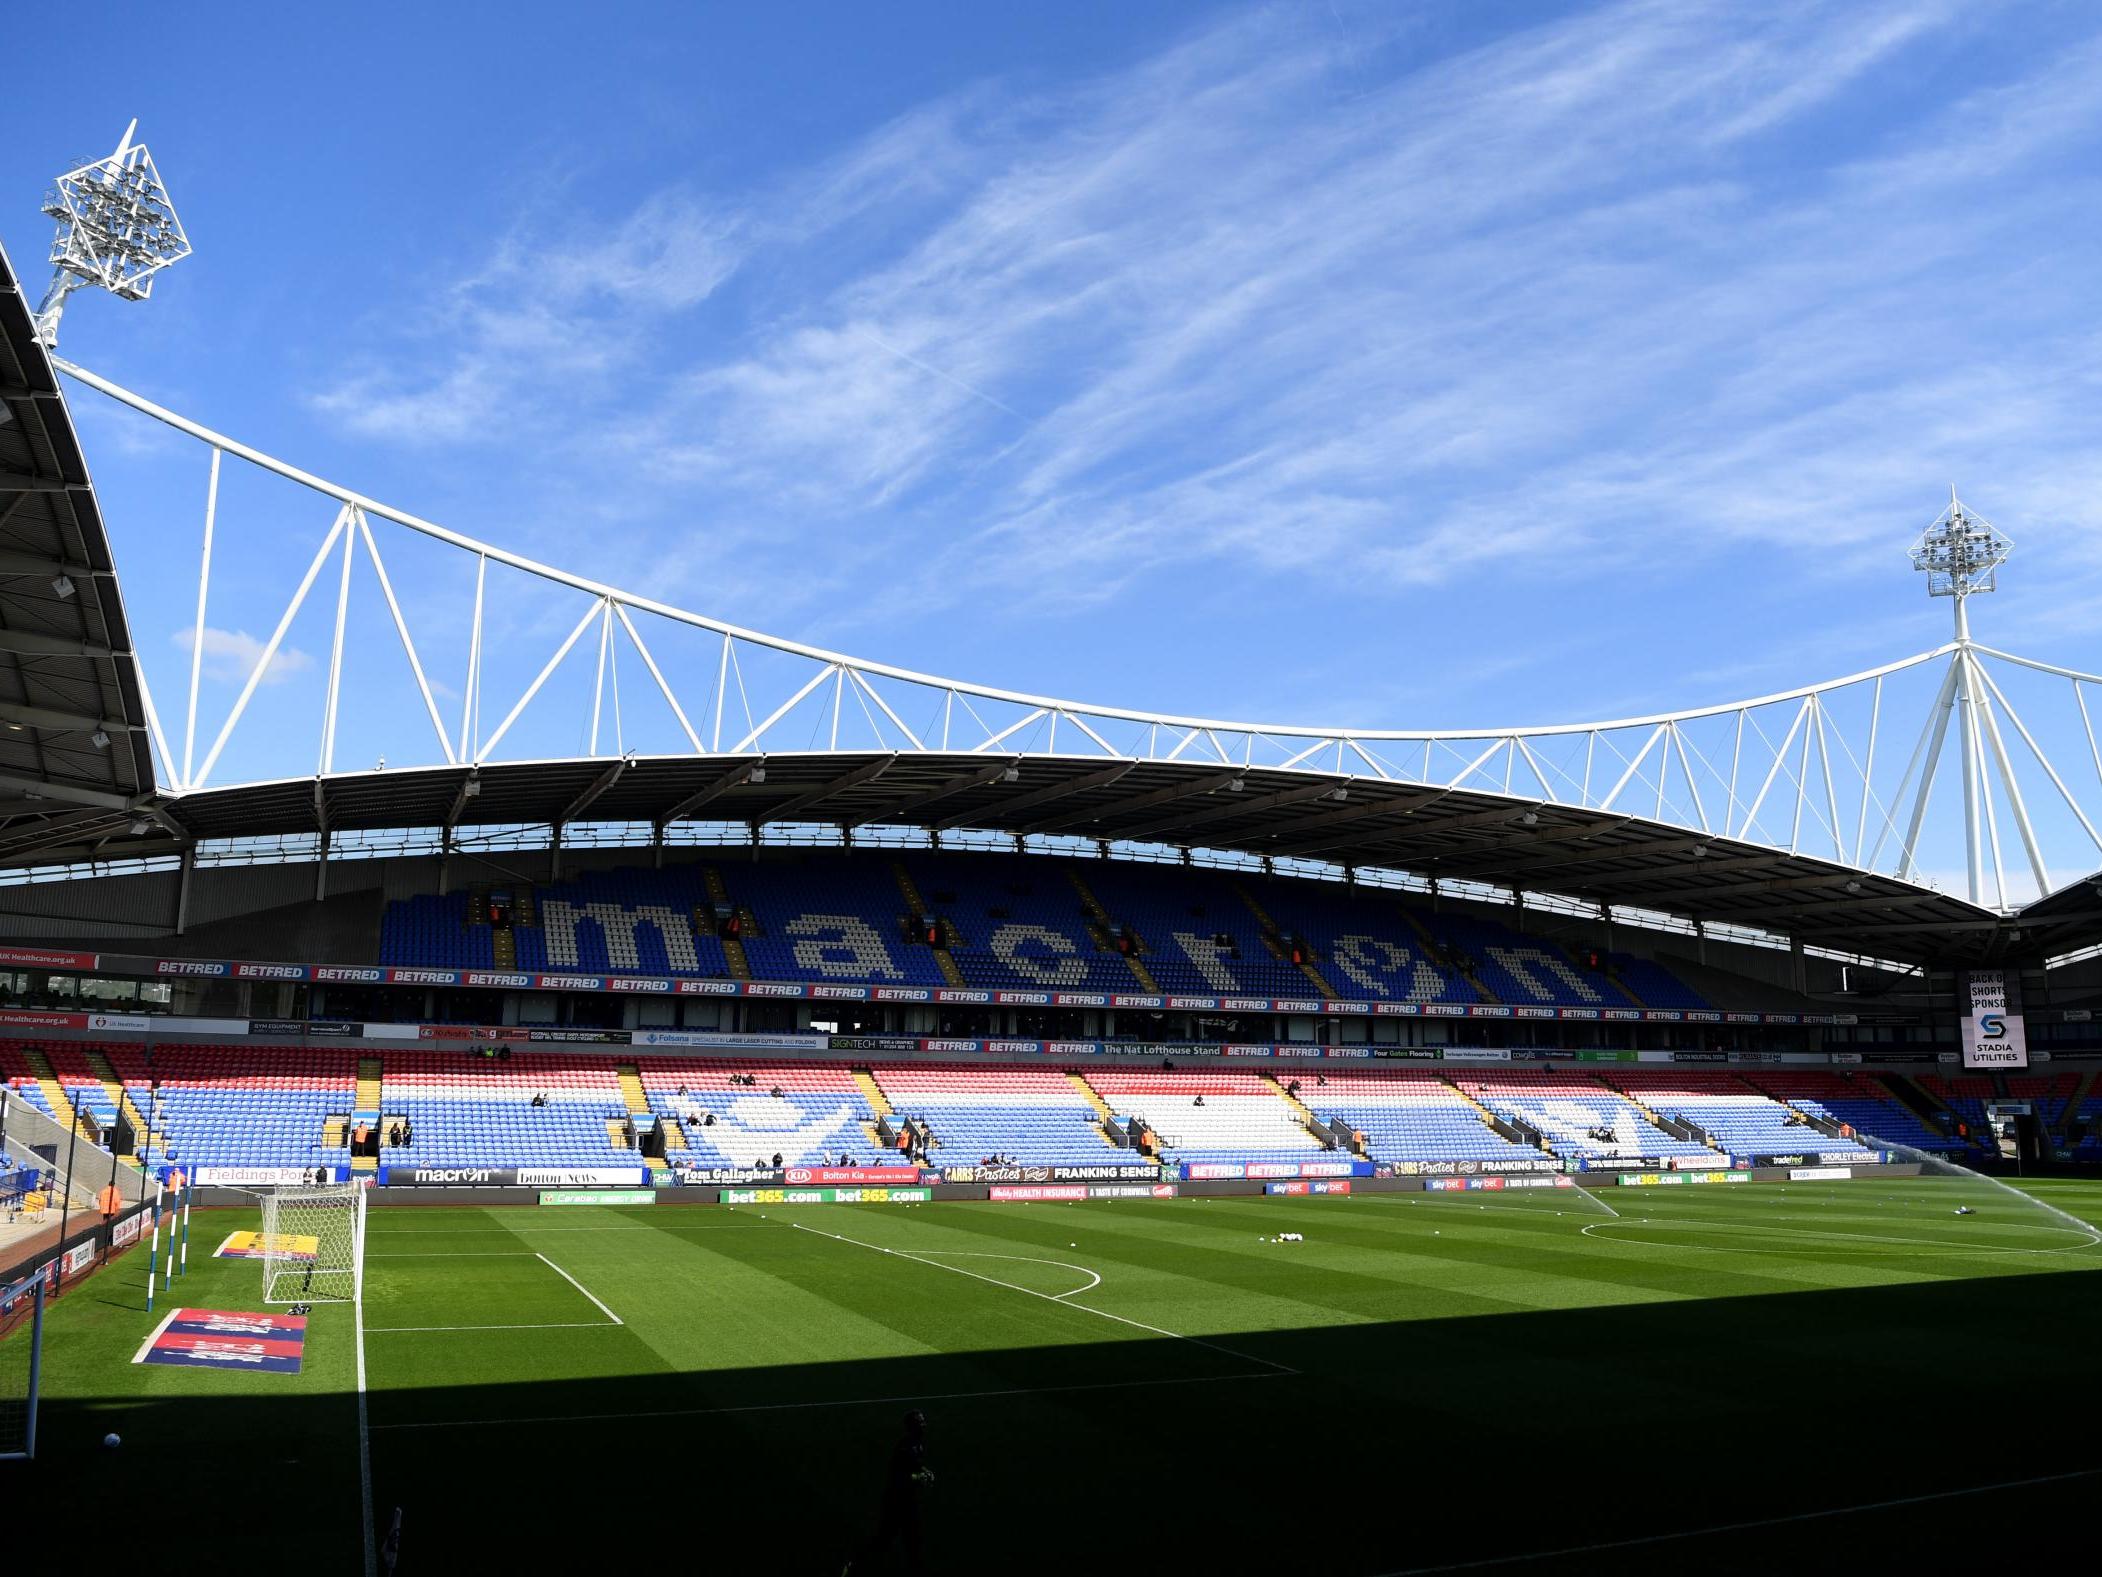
[365,1321,623,1333]
[535,1251,623,1325]
[792,1221,1296,1377]
[356,1293,375,1577]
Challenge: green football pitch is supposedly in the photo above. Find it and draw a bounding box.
[11,1177,2102,1574]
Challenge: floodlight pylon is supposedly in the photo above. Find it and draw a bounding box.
[1910,487,2011,640]
[33,120,191,347]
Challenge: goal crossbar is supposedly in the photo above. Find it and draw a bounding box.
[259,1183,367,1305]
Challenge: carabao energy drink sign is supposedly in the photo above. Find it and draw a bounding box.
[720,1187,932,1204]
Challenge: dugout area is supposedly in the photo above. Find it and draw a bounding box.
[5,1181,2102,1573]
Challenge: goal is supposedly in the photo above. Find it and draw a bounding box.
[260,1182,367,1305]
[0,1262,48,1460]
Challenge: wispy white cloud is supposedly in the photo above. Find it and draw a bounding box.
[309,0,2102,659]
[173,625,314,685]
[311,191,742,444]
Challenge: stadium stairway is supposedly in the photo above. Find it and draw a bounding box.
[1065,1072,1127,1147]
[352,1057,384,1175]
[850,1070,901,1154]
[617,1062,682,1150]
[1263,1071,1333,1143]
[702,866,752,980]
[1595,1072,1719,1152]
[323,1117,349,1150]
[891,860,967,988]
[85,1048,154,1158]
[20,1047,86,1139]
[1882,1072,1964,1141]
[1607,965,1649,1010]
[1068,868,1162,993]
[2062,1071,2097,1148]
[853,1068,894,1118]
[1403,910,1498,1004]
[1441,1073,1545,1151]
[1733,1073,1829,1130]
[1234,881,1338,998]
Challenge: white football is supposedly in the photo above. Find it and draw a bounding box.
[103,1432,121,1449]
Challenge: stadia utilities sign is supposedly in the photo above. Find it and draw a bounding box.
[1961,969,2028,1070]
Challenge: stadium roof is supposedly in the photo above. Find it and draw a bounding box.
[61,748,2088,965]
[0,240,158,864]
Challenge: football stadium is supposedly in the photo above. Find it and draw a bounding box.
[9,44,2102,1577]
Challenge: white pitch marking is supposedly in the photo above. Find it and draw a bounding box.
[356,1293,376,1577]
[908,1250,1103,1300]
[1578,1217,2102,1256]
[367,1251,543,1259]
[363,1225,774,1236]
[129,1307,180,1366]
[534,1251,624,1324]
[366,1321,624,1333]
[794,1222,1295,1375]
[369,1367,1288,1433]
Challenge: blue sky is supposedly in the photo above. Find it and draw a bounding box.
[8,0,2102,893]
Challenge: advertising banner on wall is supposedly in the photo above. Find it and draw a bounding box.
[989,1183,1178,1201]
[384,1166,648,1187]
[194,1165,344,1186]
[941,1163,1162,1184]
[1962,969,2028,1069]
[720,1186,930,1205]
[14,937,1846,1025]
[671,1165,785,1185]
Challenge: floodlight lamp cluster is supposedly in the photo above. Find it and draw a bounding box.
[33,121,190,346]
[1909,491,2011,601]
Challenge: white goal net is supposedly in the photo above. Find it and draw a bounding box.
[260,1183,366,1305]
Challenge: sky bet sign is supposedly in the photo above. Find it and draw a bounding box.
[1962,969,2028,1070]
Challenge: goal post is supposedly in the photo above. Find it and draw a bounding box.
[259,1182,366,1305]
[0,1262,49,1461]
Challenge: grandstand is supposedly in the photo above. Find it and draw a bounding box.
[366,850,1727,1012]
[871,1063,1120,1166]
[1454,1070,1715,1163]
[639,1059,885,1169]
[1302,1068,1546,1167]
